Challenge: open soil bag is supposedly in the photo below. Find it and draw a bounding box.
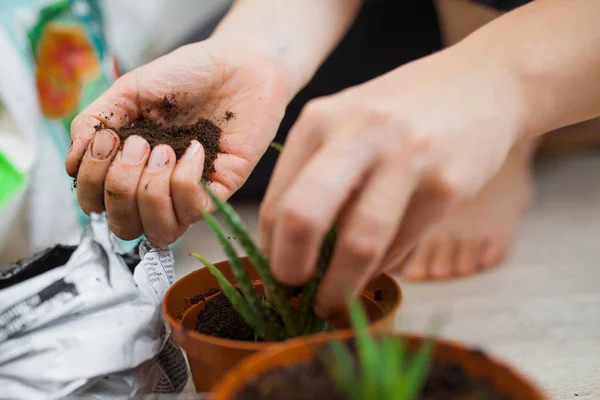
[0,213,188,399]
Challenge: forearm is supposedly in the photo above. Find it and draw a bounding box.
[461,0,600,137]
[211,0,361,96]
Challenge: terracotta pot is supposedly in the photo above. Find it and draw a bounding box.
[212,331,546,400]
[162,257,401,392]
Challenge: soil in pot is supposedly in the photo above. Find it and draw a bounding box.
[234,345,510,400]
[194,290,256,341]
[183,286,382,344]
[190,289,282,342]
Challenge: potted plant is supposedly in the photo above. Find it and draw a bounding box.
[211,302,546,400]
[162,187,401,392]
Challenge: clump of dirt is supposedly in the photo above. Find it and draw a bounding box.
[87,95,227,182]
[113,118,222,181]
[194,291,257,341]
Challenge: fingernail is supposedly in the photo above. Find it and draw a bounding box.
[181,140,201,161]
[147,146,170,170]
[121,136,149,164]
[91,130,117,160]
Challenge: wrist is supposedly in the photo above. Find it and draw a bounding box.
[209,0,361,100]
[452,39,538,140]
[206,32,305,99]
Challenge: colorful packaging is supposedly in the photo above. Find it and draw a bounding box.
[0,0,140,253]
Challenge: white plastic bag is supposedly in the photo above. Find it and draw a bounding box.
[0,213,188,399]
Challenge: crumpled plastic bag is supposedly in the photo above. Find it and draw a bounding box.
[0,213,188,399]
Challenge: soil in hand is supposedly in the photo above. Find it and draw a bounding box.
[114,117,222,181]
[194,291,257,341]
[234,346,510,400]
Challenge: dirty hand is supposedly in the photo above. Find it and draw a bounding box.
[260,46,528,318]
[66,40,291,246]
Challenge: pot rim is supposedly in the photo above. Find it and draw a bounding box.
[162,257,402,351]
[211,330,547,399]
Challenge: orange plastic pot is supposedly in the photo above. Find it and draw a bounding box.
[162,257,401,392]
[212,331,546,400]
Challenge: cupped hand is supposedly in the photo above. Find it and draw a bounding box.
[259,46,527,318]
[67,40,291,246]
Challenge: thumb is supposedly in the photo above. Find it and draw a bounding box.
[66,73,140,177]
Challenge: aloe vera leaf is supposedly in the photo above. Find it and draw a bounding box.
[201,210,285,341]
[328,340,360,400]
[270,142,283,152]
[380,336,405,400]
[350,300,379,400]
[402,337,434,400]
[300,226,337,333]
[201,183,301,336]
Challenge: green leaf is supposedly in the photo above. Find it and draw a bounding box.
[402,337,434,400]
[201,183,301,336]
[201,210,284,341]
[351,301,379,400]
[270,142,283,152]
[327,340,360,400]
[380,337,405,400]
[299,226,337,333]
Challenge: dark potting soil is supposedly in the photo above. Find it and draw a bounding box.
[0,245,76,290]
[191,287,221,305]
[234,347,511,400]
[194,291,257,341]
[119,247,142,273]
[113,117,222,181]
[176,288,222,320]
[0,243,145,290]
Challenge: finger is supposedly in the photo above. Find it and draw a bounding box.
[76,129,120,214]
[137,145,183,246]
[456,239,478,276]
[270,138,377,286]
[314,160,416,319]
[104,135,151,240]
[429,238,454,280]
[66,73,139,177]
[480,239,510,268]
[401,242,434,281]
[171,140,206,226]
[258,108,326,257]
[379,178,453,271]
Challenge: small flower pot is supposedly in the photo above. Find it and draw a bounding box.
[162,257,401,392]
[211,331,546,400]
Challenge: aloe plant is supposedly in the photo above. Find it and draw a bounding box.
[326,301,435,400]
[192,142,336,341]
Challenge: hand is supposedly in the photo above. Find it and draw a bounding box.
[259,46,526,317]
[67,40,291,245]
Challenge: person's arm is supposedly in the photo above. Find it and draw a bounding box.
[458,0,600,137]
[258,0,600,317]
[65,0,361,247]
[211,0,362,97]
